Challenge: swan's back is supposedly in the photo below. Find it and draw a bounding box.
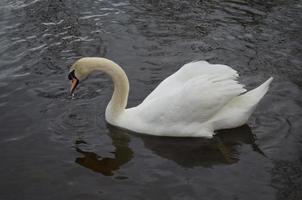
[137,73,246,123]
[117,61,249,137]
[143,61,239,103]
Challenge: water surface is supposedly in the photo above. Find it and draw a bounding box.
[0,0,302,199]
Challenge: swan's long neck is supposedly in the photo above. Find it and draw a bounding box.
[76,58,129,124]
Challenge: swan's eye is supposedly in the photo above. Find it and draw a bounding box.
[68,70,76,80]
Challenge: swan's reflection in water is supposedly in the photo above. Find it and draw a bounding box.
[75,130,134,176]
[75,125,264,176]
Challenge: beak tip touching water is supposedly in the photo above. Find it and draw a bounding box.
[70,78,79,95]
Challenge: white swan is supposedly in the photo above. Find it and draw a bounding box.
[68,57,273,138]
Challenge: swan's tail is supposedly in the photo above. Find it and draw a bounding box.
[242,77,273,103]
[232,77,273,119]
[210,77,273,130]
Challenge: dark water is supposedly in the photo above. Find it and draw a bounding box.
[1,0,302,199]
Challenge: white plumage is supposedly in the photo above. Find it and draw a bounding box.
[69,57,273,138]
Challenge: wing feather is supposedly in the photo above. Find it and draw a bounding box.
[143,61,239,102]
[137,65,246,124]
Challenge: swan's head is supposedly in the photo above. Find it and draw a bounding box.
[68,57,124,95]
[68,69,79,94]
[68,58,90,94]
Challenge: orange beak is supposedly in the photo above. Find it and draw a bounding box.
[70,78,79,94]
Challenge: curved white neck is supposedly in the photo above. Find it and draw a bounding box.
[76,58,129,124]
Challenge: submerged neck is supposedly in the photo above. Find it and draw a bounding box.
[75,57,129,123]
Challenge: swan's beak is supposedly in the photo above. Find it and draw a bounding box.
[70,78,79,95]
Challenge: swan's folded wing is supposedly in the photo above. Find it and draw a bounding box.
[137,74,246,124]
[143,61,239,102]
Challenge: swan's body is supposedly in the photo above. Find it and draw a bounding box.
[69,57,273,138]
